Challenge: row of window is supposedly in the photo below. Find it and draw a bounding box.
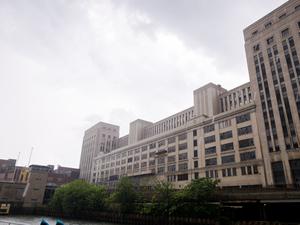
[206,151,256,166]
[99,113,252,164]
[204,113,251,134]
[99,137,255,169]
[99,163,260,181]
[251,6,300,37]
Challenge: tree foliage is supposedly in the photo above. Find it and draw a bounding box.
[109,176,137,213]
[173,178,220,217]
[148,180,176,215]
[180,177,219,203]
[50,180,107,215]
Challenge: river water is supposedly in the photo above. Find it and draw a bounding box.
[0,215,119,225]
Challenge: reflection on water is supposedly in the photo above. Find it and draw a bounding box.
[0,215,118,225]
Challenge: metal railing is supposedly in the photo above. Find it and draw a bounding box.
[0,220,30,225]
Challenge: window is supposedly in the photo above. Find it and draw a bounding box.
[265,21,272,29]
[204,135,215,144]
[193,150,198,157]
[142,146,148,152]
[167,175,177,182]
[195,172,199,179]
[193,130,197,136]
[127,157,133,163]
[236,113,250,124]
[168,156,176,163]
[168,164,176,172]
[149,152,155,158]
[266,36,274,45]
[158,157,165,165]
[178,143,188,150]
[279,13,287,20]
[241,166,246,175]
[220,131,233,140]
[179,153,188,161]
[205,146,216,155]
[252,30,258,36]
[158,140,166,147]
[295,5,300,11]
[238,125,252,135]
[240,151,256,161]
[253,165,259,174]
[239,138,254,148]
[178,133,187,141]
[149,142,156,149]
[222,168,237,177]
[206,158,217,166]
[168,136,176,144]
[272,161,286,186]
[219,119,231,129]
[128,150,133,156]
[141,162,147,168]
[141,154,147,160]
[204,124,215,133]
[167,146,176,153]
[298,21,300,29]
[206,170,218,178]
[134,156,140,161]
[191,140,197,148]
[149,160,155,166]
[158,167,165,174]
[221,143,234,152]
[289,159,300,186]
[194,161,198,168]
[179,163,188,171]
[247,166,252,175]
[221,155,235,164]
[281,28,289,38]
[177,173,188,181]
[253,44,260,52]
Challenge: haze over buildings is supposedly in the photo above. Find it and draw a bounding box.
[80,0,300,188]
[0,0,287,167]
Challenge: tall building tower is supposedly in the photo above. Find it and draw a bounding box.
[79,122,119,182]
[244,0,300,187]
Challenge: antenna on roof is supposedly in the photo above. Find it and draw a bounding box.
[27,147,33,167]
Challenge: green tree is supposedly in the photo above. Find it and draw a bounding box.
[110,177,137,213]
[150,180,175,215]
[50,180,107,215]
[174,178,219,217]
[181,177,218,203]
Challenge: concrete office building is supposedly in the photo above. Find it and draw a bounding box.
[80,0,300,188]
[244,0,300,187]
[79,122,120,181]
[89,82,266,189]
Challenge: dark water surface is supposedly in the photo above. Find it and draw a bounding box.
[0,215,119,225]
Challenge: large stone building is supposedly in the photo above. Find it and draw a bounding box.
[244,0,300,187]
[80,0,300,188]
[79,122,120,181]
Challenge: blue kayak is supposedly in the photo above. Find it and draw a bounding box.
[40,219,64,225]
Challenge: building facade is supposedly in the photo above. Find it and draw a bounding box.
[244,0,300,187]
[79,122,120,182]
[80,0,300,189]
[89,83,267,189]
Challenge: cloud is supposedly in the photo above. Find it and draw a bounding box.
[0,0,287,167]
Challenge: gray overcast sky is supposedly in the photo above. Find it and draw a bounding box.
[0,0,286,168]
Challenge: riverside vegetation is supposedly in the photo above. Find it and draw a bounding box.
[50,177,220,219]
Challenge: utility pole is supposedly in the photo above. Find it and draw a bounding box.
[27,147,33,167]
